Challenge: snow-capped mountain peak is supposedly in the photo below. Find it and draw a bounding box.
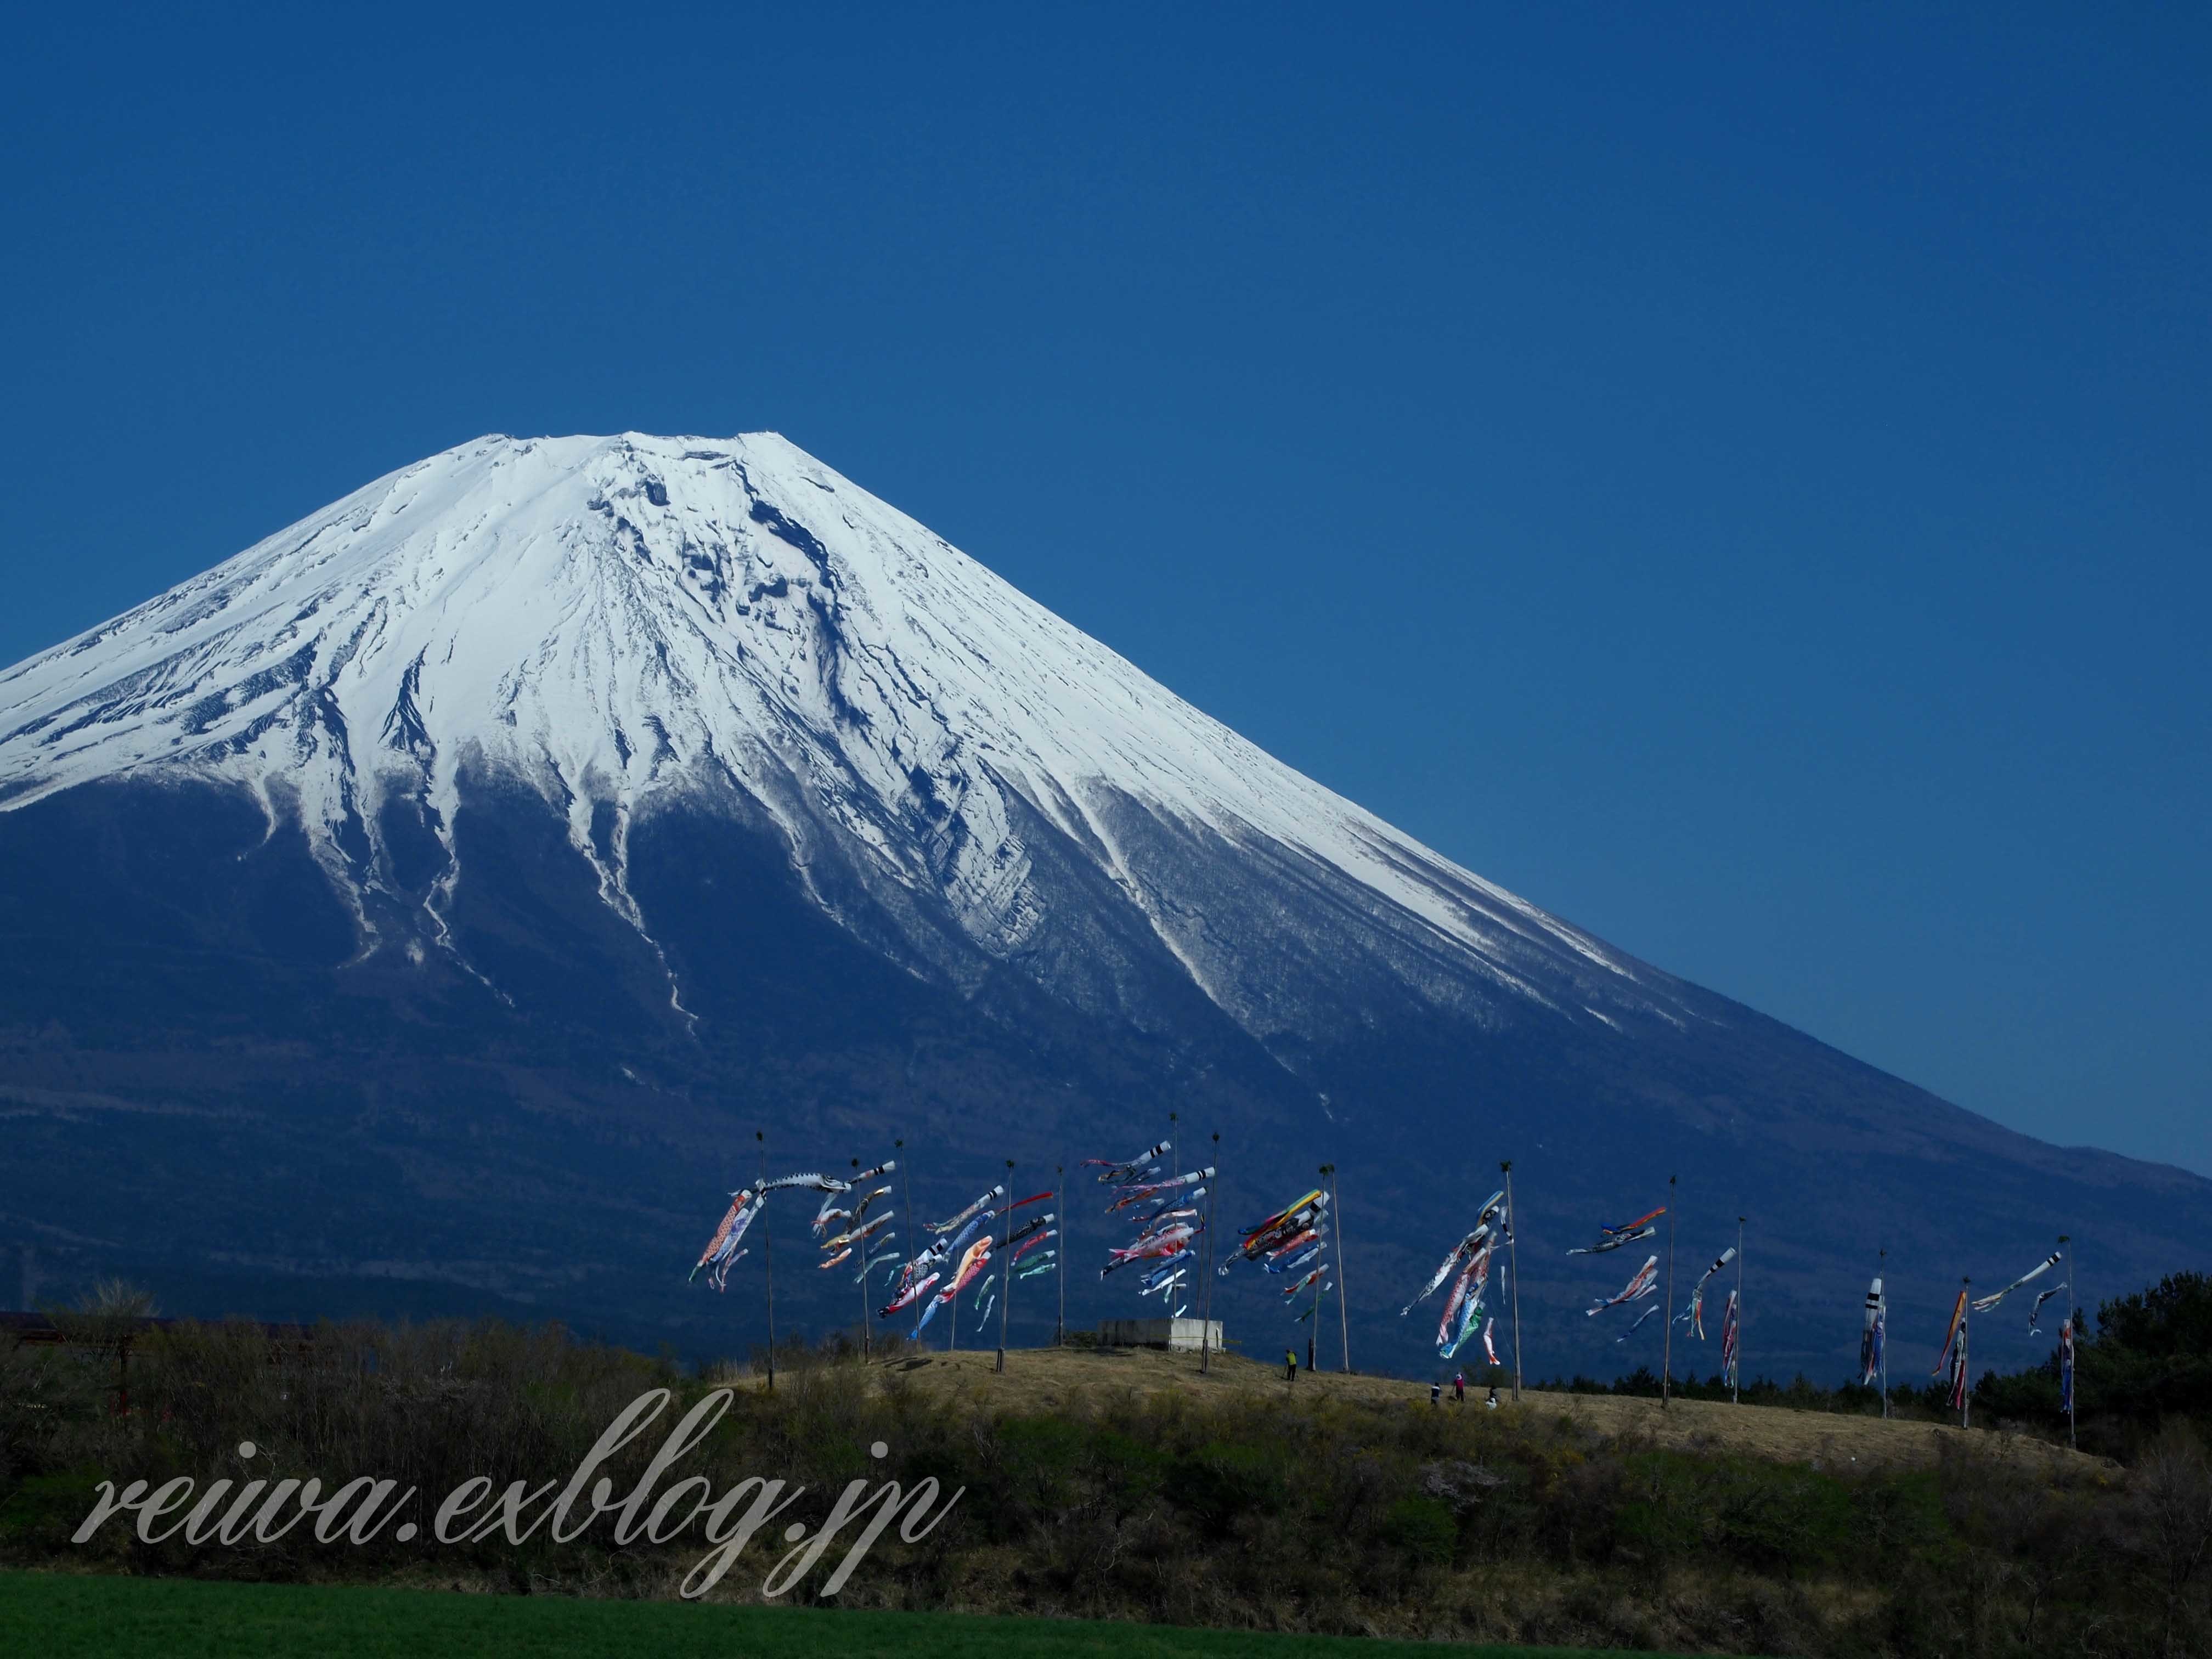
[0,431,1665,1039]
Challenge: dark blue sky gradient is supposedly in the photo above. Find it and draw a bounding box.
[3,7,2205,1170]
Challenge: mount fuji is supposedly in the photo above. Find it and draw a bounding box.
[2,432,2202,1375]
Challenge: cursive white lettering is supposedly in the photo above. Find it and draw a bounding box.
[680,1477,805,1599]
[613,1388,732,1545]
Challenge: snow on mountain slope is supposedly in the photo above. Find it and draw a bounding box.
[0,432,1682,1039]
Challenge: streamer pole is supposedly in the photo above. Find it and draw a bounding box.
[756,1130,776,1393]
[1323,1161,1351,1372]
[996,1159,1014,1373]
[853,1159,870,1359]
[1877,1244,1888,1419]
[1200,1133,1218,1374]
[2059,1233,2075,1451]
[1733,1215,1744,1405]
[1503,1160,1523,1402]
[1960,1277,1972,1431]
[894,1137,911,1359]
[1661,1175,1677,1409]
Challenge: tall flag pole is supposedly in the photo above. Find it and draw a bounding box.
[2059,1313,2076,1440]
[1310,1240,1326,1372]
[1733,1215,1745,1404]
[1503,1160,1523,1401]
[1170,1112,1183,1347]
[1876,1245,1891,1419]
[1054,1164,1066,1346]
[1661,1175,1678,1409]
[1860,1266,1885,1410]
[996,1159,1015,1373]
[1307,1157,1323,1375]
[1719,1287,1740,1397]
[1960,1277,1971,1429]
[851,1159,872,1359]
[1172,1111,1186,1344]
[1323,1161,1351,1373]
[1933,1280,1969,1426]
[895,1136,913,1350]
[755,1130,777,1393]
[1879,1252,1888,1418]
[2058,1232,2075,1451]
[1200,1133,1219,1375]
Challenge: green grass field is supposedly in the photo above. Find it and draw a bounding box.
[0,1571,1719,1657]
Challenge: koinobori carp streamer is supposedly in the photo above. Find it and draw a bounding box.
[927,1185,1007,1235]
[1860,1277,1885,1385]
[1586,1254,1659,1317]
[1972,1252,2061,1314]
[691,1188,765,1291]
[1102,1222,1197,1275]
[1104,1166,1216,1212]
[1675,1246,1738,1338]
[1565,1207,1664,1256]
[1084,1142,1171,1185]
[1403,1188,1505,1316]
[1436,1237,1494,1358]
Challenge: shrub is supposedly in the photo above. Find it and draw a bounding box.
[1381,1494,1455,1566]
[1170,1440,1286,1531]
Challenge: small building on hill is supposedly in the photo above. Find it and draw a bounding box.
[1097,1317,1223,1352]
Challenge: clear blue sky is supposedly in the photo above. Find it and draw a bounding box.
[3,7,2205,1172]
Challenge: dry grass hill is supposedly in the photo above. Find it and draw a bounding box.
[857,1341,2104,1476]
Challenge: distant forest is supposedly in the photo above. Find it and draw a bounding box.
[1531,1269,2212,1462]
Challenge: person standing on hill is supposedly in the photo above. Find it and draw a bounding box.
[1431,1379,1442,1406]
[1453,1370,1465,1403]
[1284,1347,1297,1383]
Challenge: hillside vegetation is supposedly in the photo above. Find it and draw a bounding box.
[4,1302,2210,1657]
